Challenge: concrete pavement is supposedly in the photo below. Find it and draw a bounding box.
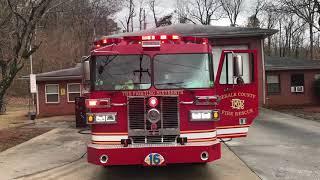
[17,144,259,180]
[0,127,259,180]
[2,107,319,180]
[226,108,320,180]
[0,128,90,180]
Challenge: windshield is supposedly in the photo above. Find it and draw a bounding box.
[94,55,151,90]
[154,54,212,89]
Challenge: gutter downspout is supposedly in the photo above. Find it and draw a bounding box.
[261,39,266,106]
[36,84,39,115]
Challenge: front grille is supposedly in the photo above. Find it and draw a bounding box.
[128,96,179,144]
[162,97,179,128]
[131,135,177,144]
[128,98,145,129]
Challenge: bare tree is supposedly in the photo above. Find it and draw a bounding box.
[157,14,173,26]
[138,0,147,30]
[247,15,260,28]
[175,0,221,25]
[247,0,266,27]
[2,0,121,104]
[188,0,222,25]
[261,3,279,55]
[149,0,159,27]
[291,21,306,57]
[220,0,244,26]
[315,0,320,28]
[279,0,318,59]
[143,9,147,29]
[139,0,144,30]
[0,0,54,113]
[120,0,136,32]
[175,0,189,23]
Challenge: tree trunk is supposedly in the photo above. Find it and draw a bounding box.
[131,15,134,32]
[279,20,282,57]
[309,23,314,60]
[267,36,271,56]
[143,9,146,30]
[0,91,6,114]
[139,7,143,30]
[153,11,158,27]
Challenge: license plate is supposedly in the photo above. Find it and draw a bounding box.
[144,153,165,166]
[95,115,106,122]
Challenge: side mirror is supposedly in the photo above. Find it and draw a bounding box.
[233,55,243,78]
[82,58,90,81]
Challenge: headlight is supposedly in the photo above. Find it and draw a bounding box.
[87,112,117,124]
[190,110,220,121]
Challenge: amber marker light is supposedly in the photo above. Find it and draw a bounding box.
[87,114,95,123]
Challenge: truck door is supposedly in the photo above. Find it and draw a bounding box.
[214,50,259,138]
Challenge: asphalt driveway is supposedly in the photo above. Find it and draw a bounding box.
[226,108,320,180]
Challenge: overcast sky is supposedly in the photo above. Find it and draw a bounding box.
[114,0,251,32]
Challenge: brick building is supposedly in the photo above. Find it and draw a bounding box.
[32,64,82,117]
[265,56,320,107]
[26,24,278,116]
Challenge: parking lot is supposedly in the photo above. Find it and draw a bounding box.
[0,108,319,180]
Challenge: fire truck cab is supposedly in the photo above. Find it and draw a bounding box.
[83,33,259,166]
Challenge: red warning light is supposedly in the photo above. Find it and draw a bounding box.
[148,97,158,107]
[160,35,167,40]
[172,35,180,40]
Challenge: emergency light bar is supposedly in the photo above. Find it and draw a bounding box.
[92,35,208,49]
[93,38,122,49]
[140,34,180,41]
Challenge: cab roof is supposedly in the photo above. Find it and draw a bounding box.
[107,24,278,39]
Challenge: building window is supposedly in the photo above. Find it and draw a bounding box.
[67,83,81,102]
[45,84,59,103]
[291,74,304,93]
[267,75,280,94]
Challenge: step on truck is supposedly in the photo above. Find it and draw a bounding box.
[82,34,258,166]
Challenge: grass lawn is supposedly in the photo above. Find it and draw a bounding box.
[0,104,29,130]
[0,103,53,152]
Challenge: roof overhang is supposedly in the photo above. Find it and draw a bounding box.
[21,75,82,82]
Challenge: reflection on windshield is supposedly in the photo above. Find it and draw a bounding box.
[154,54,212,89]
[94,55,151,90]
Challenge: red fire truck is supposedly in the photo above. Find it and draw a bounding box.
[82,34,258,166]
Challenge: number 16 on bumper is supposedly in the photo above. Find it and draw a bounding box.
[144,153,165,166]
